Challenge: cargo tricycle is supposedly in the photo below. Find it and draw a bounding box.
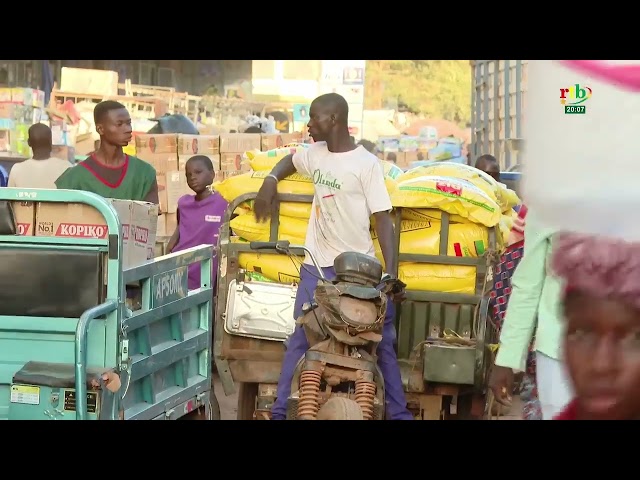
[0,188,218,420]
[214,192,499,420]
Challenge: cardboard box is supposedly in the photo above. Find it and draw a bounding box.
[157,213,178,238]
[219,133,261,153]
[34,90,45,109]
[418,139,438,152]
[178,154,220,172]
[0,130,10,152]
[12,202,35,236]
[403,151,420,164]
[0,103,29,122]
[130,201,159,264]
[220,152,249,173]
[52,145,75,163]
[11,88,44,107]
[178,134,220,156]
[135,134,178,155]
[34,199,158,268]
[10,88,34,106]
[399,136,419,152]
[0,118,15,130]
[157,170,189,214]
[0,88,11,102]
[11,124,30,156]
[378,136,400,153]
[396,151,419,169]
[214,170,244,183]
[260,132,303,151]
[138,152,178,174]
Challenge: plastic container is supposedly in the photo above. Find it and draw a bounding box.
[523,60,640,241]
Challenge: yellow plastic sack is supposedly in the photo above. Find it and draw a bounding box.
[371,221,489,263]
[240,200,312,219]
[238,251,304,284]
[398,163,500,204]
[498,216,511,246]
[501,188,521,212]
[401,208,469,224]
[391,175,502,227]
[233,204,252,216]
[385,177,398,195]
[379,159,401,195]
[230,213,308,242]
[245,144,309,171]
[380,160,403,180]
[217,170,314,203]
[123,143,136,156]
[230,237,304,283]
[398,264,476,294]
[398,162,522,213]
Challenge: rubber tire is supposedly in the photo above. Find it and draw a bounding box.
[316,397,364,420]
[237,382,259,420]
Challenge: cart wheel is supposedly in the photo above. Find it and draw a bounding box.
[237,382,259,420]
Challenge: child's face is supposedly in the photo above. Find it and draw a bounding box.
[564,290,640,420]
[185,160,214,194]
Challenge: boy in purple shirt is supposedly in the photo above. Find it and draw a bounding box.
[167,155,228,290]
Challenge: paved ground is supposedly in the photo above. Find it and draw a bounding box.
[213,376,523,420]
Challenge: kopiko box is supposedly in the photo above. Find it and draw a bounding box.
[34,199,159,268]
[12,201,35,236]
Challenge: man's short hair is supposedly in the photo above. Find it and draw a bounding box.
[94,100,127,124]
[475,154,498,167]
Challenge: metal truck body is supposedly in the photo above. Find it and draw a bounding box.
[470,60,527,171]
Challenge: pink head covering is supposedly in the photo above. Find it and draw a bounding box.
[552,232,640,308]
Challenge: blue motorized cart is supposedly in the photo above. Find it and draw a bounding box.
[0,188,218,420]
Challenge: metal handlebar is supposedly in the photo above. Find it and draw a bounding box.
[248,240,327,281]
[75,300,118,420]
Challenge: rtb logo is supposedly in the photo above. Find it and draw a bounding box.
[560,84,592,114]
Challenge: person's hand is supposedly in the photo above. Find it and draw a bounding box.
[488,365,515,407]
[390,281,406,303]
[507,215,526,246]
[382,275,406,303]
[253,177,278,223]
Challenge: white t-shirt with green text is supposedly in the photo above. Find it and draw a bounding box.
[292,142,392,268]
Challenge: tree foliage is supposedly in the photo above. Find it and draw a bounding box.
[364,60,472,126]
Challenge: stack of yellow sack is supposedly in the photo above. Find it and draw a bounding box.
[216,146,521,294]
[387,162,520,293]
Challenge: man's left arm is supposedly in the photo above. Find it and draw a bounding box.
[363,162,396,274]
[144,178,160,206]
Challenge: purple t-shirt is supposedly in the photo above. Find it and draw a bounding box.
[172,191,228,290]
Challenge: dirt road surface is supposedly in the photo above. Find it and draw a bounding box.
[212,376,523,420]
[213,376,238,420]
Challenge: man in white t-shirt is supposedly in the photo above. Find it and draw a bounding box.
[253,93,413,420]
[8,123,71,189]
